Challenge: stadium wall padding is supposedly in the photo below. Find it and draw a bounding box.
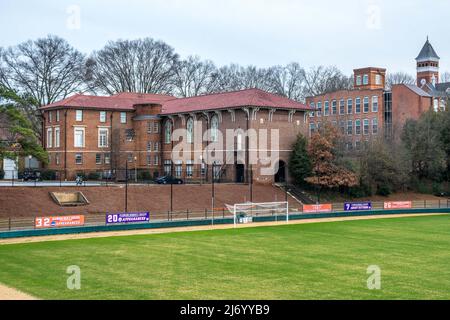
[0,208,449,239]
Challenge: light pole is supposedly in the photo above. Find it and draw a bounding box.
[134,156,138,183]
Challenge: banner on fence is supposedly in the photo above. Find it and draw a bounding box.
[35,215,85,229]
[106,212,150,225]
[302,204,333,213]
[384,201,412,209]
[344,202,372,211]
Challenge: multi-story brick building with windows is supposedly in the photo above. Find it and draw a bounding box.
[306,39,449,148]
[40,89,312,184]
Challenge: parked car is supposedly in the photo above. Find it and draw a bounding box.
[155,176,183,185]
[22,169,42,181]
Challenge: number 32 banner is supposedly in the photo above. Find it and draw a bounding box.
[35,215,85,229]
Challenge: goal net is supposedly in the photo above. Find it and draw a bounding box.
[226,202,289,227]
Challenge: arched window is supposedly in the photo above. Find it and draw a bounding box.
[186,117,194,144]
[211,115,219,142]
[165,121,172,144]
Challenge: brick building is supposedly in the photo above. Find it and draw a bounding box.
[39,89,312,184]
[305,38,450,147]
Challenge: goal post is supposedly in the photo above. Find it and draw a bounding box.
[226,201,289,228]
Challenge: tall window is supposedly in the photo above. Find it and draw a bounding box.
[347,98,353,114]
[372,118,378,134]
[347,120,353,135]
[356,75,362,86]
[186,160,193,177]
[74,128,85,148]
[310,102,315,117]
[147,142,152,152]
[54,127,60,148]
[154,142,159,152]
[147,122,152,133]
[355,119,361,135]
[309,123,316,136]
[175,161,182,178]
[56,110,60,122]
[154,156,159,166]
[331,100,337,115]
[165,121,172,144]
[375,74,382,85]
[75,110,83,122]
[339,121,345,135]
[98,128,109,148]
[363,74,369,85]
[339,99,345,115]
[75,153,83,165]
[317,102,322,117]
[120,112,127,124]
[46,128,52,148]
[96,153,102,165]
[372,96,378,112]
[164,160,172,176]
[211,115,219,142]
[363,119,369,135]
[187,118,194,144]
[104,153,111,165]
[363,97,369,113]
[324,101,330,116]
[100,111,107,123]
[154,122,159,133]
[48,111,53,123]
[355,97,361,114]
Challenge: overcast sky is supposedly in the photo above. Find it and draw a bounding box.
[1,0,449,76]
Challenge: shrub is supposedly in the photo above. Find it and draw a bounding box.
[138,171,152,181]
[88,172,101,180]
[40,170,57,180]
[376,184,391,196]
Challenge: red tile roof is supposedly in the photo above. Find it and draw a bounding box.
[161,89,312,114]
[40,89,312,113]
[40,92,175,111]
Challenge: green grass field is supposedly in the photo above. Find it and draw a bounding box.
[1,215,450,300]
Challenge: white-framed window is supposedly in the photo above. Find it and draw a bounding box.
[48,111,53,123]
[372,118,378,134]
[331,100,337,115]
[100,111,107,123]
[127,153,134,163]
[98,128,109,148]
[175,161,182,178]
[56,110,60,122]
[375,74,382,85]
[54,127,60,148]
[120,112,127,124]
[347,120,353,135]
[147,141,152,152]
[96,153,102,165]
[355,97,361,113]
[363,74,369,85]
[347,98,353,114]
[154,142,159,152]
[237,133,243,151]
[46,128,52,148]
[309,123,316,136]
[339,99,345,115]
[154,122,159,133]
[74,127,85,148]
[154,156,159,166]
[104,153,111,165]
[355,119,361,135]
[55,153,60,165]
[147,122,152,133]
[75,110,83,122]
[355,140,361,151]
[211,115,219,142]
[356,75,362,86]
[186,117,194,144]
[324,100,330,116]
[363,119,370,135]
[186,160,193,177]
[165,121,172,144]
[75,153,83,165]
[146,154,152,166]
[372,96,379,112]
[363,97,369,113]
[316,101,322,117]
[309,102,315,117]
[339,120,345,135]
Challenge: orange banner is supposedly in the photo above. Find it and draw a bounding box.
[384,201,412,209]
[302,204,333,213]
[35,215,85,229]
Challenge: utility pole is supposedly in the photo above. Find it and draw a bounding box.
[125,161,128,212]
[212,162,215,215]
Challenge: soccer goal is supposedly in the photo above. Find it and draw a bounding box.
[226,201,289,228]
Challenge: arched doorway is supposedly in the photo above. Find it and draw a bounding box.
[274,160,286,183]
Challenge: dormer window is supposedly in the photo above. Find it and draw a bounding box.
[363,74,369,85]
[356,75,362,86]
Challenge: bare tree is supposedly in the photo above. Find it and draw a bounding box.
[0,35,85,138]
[386,72,415,89]
[214,64,271,92]
[303,66,352,97]
[172,56,219,97]
[86,38,179,95]
[440,72,450,83]
[266,63,305,101]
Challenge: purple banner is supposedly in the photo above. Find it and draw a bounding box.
[106,212,150,224]
[344,202,372,211]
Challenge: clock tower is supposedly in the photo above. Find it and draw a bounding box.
[416,37,440,88]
